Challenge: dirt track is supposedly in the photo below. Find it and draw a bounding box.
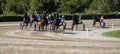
[0,19,120,54]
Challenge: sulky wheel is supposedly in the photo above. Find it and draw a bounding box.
[34,23,37,31]
[62,22,66,33]
[50,24,52,32]
[20,22,23,30]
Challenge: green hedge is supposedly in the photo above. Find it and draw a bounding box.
[0,15,22,22]
[62,14,120,20]
[0,14,120,22]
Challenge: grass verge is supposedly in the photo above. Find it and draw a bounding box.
[103,30,120,38]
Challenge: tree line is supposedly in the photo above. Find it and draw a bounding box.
[0,0,120,15]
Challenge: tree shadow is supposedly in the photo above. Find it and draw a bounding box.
[103,27,111,29]
[64,32,76,34]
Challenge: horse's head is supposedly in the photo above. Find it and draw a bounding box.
[31,12,37,21]
[42,13,47,19]
[72,15,79,24]
[54,12,59,20]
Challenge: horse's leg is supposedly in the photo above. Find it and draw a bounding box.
[54,25,58,32]
[75,24,78,30]
[93,20,96,27]
[51,23,55,32]
[55,25,57,31]
[71,23,74,31]
[29,21,33,27]
[57,26,59,30]
[34,22,37,31]
[50,24,53,32]
[45,25,48,31]
[20,22,23,30]
[62,22,66,33]
[52,24,56,31]
[102,22,105,28]
[38,24,41,31]
[24,23,26,30]
[25,23,28,30]
[28,21,32,30]
[49,24,51,32]
[55,25,59,32]
[42,25,44,31]
[22,23,25,30]
[82,23,86,30]
[99,21,102,28]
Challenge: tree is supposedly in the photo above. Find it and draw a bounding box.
[87,0,119,13]
[0,0,120,15]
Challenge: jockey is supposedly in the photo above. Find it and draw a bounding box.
[61,16,65,22]
[59,16,65,25]
[30,16,33,23]
[100,16,104,22]
[48,15,53,24]
[78,16,83,24]
[100,16,105,28]
[37,15,41,22]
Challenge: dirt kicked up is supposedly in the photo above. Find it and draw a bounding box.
[0,19,120,54]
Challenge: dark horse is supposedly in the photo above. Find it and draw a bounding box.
[53,12,61,31]
[71,15,79,31]
[93,14,102,27]
[39,13,48,31]
[20,12,30,30]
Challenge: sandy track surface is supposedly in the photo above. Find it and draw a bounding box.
[0,19,120,54]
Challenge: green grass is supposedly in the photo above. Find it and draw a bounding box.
[103,30,120,38]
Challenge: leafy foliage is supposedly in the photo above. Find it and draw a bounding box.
[0,0,120,15]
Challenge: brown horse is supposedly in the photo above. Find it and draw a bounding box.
[21,12,30,30]
[39,13,48,31]
[30,12,38,31]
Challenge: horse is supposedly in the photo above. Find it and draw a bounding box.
[93,14,102,28]
[38,13,48,31]
[30,12,38,31]
[71,15,79,31]
[71,15,86,31]
[53,12,61,32]
[50,13,66,33]
[59,16,66,32]
[20,12,30,30]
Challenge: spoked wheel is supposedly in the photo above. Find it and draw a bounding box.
[34,23,37,31]
[50,24,52,32]
[82,23,86,31]
[102,22,106,28]
[102,22,105,28]
[50,23,55,32]
[38,25,41,31]
[20,22,23,30]
[62,22,66,33]
[41,25,44,31]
